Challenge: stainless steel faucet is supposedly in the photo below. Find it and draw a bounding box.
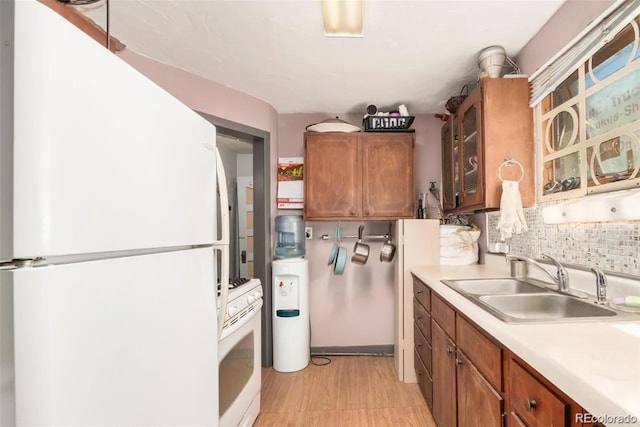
[540,253,570,292]
[505,253,586,298]
[506,253,568,288]
[590,267,608,304]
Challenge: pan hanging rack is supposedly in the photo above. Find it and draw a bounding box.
[320,234,388,241]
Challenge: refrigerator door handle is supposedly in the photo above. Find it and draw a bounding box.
[215,244,230,339]
[214,148,231,339]
[214,148,230,246]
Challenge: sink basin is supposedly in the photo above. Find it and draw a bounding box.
[441,278,548,296]
[439,277,638,323]
[478,294,618,323]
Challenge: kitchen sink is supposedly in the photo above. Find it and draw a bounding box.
[440,277,640,323]
[441,278,548,296]
[478,294,618,322]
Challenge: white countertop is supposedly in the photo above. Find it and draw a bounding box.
[410,261,640,426]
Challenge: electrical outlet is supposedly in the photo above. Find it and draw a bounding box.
[305,227,313,240]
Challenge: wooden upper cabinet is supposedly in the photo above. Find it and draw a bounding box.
[304,132,361,219]
[362,133,414,218]
[304,132,415,220]
[443,77,534,213]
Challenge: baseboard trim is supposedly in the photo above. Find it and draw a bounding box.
[311,345,393,356]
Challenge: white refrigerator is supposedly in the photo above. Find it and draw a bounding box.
[1,1,225,425]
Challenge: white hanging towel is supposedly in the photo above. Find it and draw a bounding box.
[496,180,527,240]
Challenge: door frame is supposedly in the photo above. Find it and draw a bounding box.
[236,176,254,278]
[196,112,273,368]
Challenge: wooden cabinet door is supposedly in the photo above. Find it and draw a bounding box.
[509,359,568,427]
[432,319,457,427]
[441,118,457,212]
[304,133,361,220]
[458,89,484,209]
[361,133,415,219]
[456,351,504,427]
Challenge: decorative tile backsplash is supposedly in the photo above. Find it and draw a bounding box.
[486,201,640,276]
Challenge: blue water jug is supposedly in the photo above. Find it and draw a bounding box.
[275,215,305,259]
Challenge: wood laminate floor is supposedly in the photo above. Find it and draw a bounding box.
[253,355,436,427]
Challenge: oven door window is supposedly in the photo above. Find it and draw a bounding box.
[219,331,254,417]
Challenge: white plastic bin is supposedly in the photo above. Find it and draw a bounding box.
[439,225,481,265]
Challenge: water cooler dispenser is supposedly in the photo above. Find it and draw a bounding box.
[272,215,309,372]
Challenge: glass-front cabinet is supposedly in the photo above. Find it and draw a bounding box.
[441,117,456,210]
[458,89,484,209]
[441,77,534,214]
[540,15,640,199]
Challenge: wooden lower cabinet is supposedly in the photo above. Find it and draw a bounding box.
[509,359,567,427]
[456,351,504,427]
[431,320,457,427]
[412,275,599,427]
[415,349,433,409]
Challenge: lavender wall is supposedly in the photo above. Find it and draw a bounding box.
[516,0,615,76]
[118,50,279,223]
[278,114,442,347]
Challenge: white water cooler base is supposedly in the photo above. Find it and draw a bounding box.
[272,258,309,373]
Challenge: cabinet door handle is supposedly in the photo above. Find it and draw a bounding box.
[416,289,423,294]
[446,346,453,355]
[365,209,370,215]
[455,357,462,367]
[524,399,537,412]
[350,209,356,215]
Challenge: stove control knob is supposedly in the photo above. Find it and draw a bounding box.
[247,294,256,304]
[227,305,239,317]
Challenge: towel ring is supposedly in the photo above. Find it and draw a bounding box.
[498,158,524,183]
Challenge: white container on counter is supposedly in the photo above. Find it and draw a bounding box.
[440,225,481,265]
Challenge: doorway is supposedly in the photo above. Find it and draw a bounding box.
[197,112,273,368]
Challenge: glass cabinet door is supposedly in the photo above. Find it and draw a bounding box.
[441,118,456,211]
[458,91,483,207]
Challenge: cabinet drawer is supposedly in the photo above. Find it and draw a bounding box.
[414,323,432,375]
[431,292,455,338]
[456,315,502,391]
[509,359,568,427]
[413,297,431,342]
[413,277,431,310]
[414,348,433,410]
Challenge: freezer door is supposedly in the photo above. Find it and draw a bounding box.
[11,1,216,258]
[7,248,218,426]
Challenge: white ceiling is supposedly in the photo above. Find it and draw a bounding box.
[81,0,566,114]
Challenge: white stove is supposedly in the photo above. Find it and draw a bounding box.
[218,278,263,336]
[217,277,263,427]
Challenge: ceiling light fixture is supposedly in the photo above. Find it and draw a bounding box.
[321,0,363,38]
